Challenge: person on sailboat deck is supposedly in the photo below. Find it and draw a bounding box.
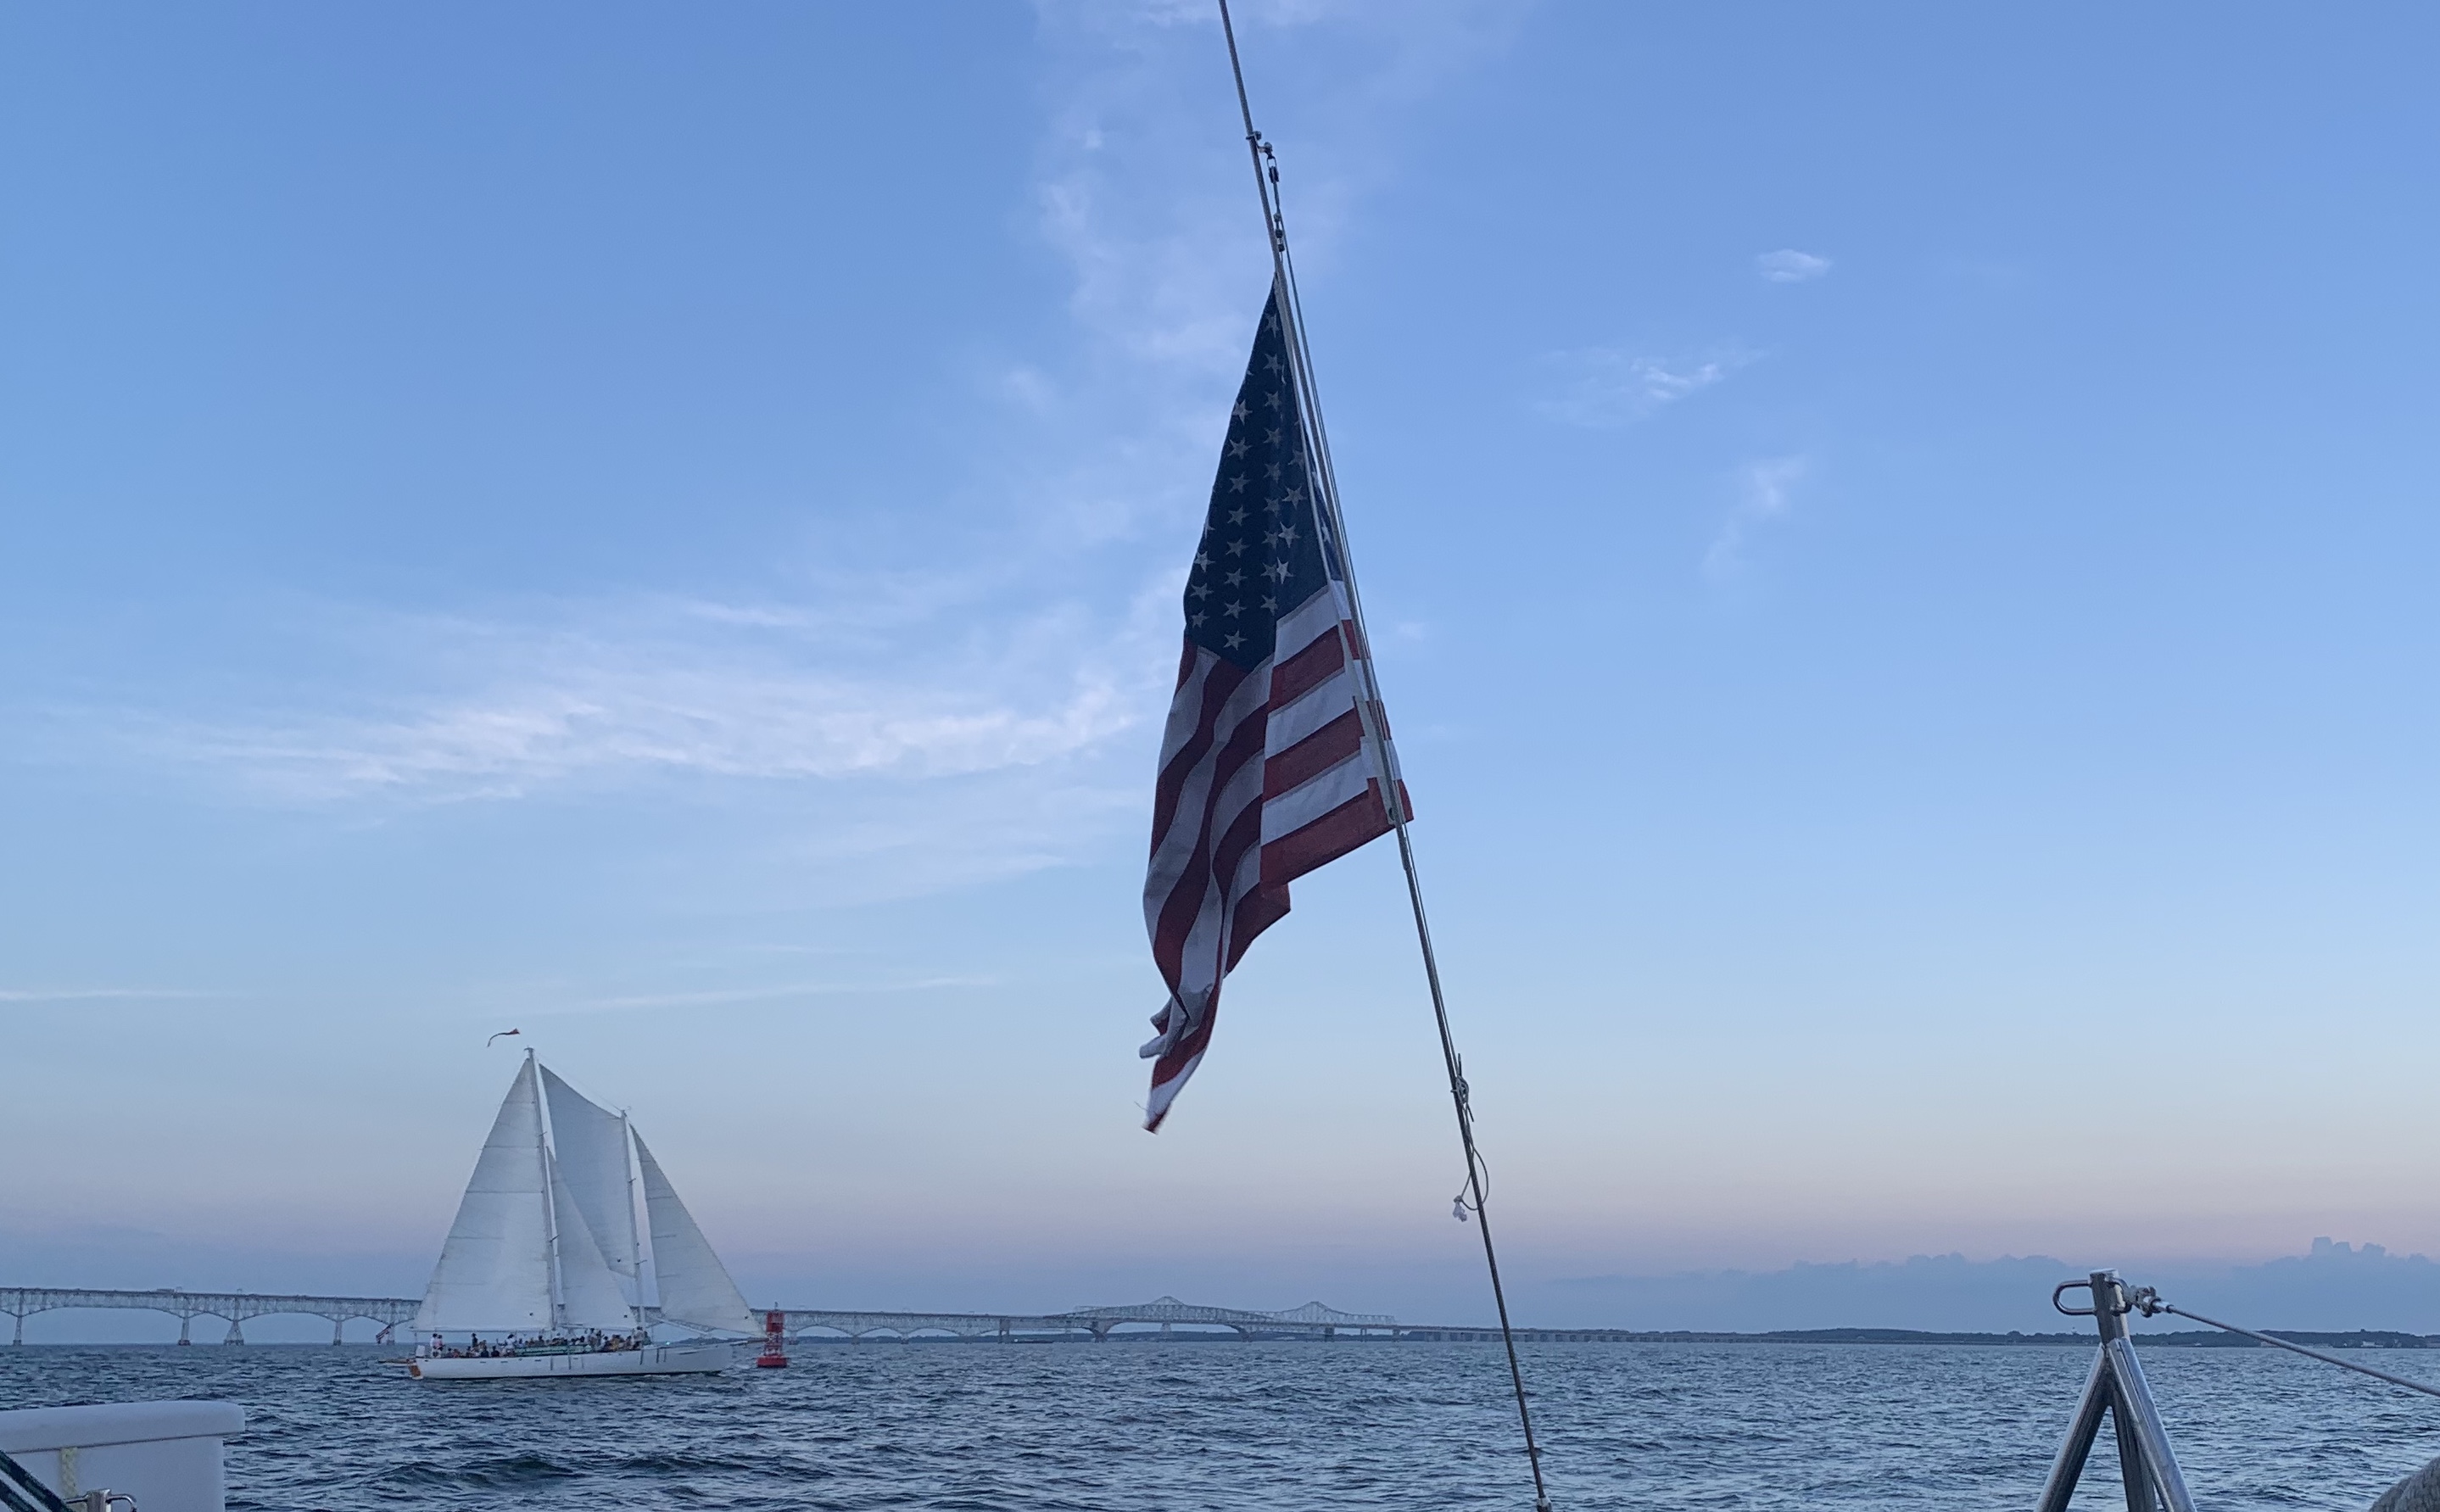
[422,1328,655,1359]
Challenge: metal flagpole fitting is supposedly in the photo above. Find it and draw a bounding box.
[2035,1270,2195,1512]
[1214,5,1554,1508]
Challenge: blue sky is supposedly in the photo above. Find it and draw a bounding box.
[6,2,2439,1332]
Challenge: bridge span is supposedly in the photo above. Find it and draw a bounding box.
[776,1296,1400,1342]
[0,1288,1934,1350]
[3,1287,1403,1346]
[2,1287,420,1346]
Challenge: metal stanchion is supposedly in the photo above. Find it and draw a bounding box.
[2035,1270,2196,1512]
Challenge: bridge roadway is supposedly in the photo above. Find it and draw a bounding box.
[2,1287,421,1346]
[776,1296,1401,1342]
[773,1305,1643,1344]
[2,1288,1405,1345]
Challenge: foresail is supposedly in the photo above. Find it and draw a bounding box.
[539,1066,640,1295]
[414,1058,554,1335]
[634,1133,755,1333]
[550,1156,640,1331]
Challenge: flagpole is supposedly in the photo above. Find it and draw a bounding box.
[1215,7,1554,1509]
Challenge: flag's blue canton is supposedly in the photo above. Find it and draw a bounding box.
[1185,291,1327,671]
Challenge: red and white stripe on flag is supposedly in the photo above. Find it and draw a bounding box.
[1137,283,1409,1131]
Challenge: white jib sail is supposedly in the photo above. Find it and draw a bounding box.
[413,1057,555,1335]
[634,1133,755,1333]
[539,1066,642,1299]
[549,1152,640,1332]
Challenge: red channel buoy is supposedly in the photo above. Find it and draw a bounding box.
[755,1309,789,1369]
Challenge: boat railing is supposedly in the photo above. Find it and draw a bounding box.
[2037,1269,2197,1512]
[0,1444,98,1512]
[2038,1269,2440,1510]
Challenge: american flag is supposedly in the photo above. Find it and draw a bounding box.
[1138,280,1410,1131]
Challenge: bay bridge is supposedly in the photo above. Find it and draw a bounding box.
[3,1286,1711,1347]
[1,1287,420,1346]
[2,1287,1413,1345]
[775,1296,1400,1342]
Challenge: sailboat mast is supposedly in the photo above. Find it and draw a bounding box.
[621,1110,645,1329]
[1214,6,1553,1509]
[532,1050,567,1332]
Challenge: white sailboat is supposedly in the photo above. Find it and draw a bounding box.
[406,1052,757,1380]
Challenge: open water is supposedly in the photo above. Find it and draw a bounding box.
[7,1339,2440,1509]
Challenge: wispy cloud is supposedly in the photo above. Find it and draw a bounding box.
[545,977,997,1014]
[1705,455,1806,580]
[0,988,233,1003]
[1756,248,1831,284]
[9,6,1516,908]
[68,591,1164,806]
[1028,0,1531,427]
[1538,347,1753,427]
[2,587,1184,907]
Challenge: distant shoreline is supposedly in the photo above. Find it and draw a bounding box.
[10,1327,2437,1350]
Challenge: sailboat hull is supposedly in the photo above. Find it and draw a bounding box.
[408,1342,734,1380]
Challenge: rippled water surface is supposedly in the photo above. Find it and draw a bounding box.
[8,1340,2440,1509]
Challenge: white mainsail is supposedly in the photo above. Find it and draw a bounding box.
[416,1053,751,1338]
[548,1152,640,1331]
[635,1133,756,1333]
[539,1066,642,1298]
[413,1058,555,1335]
